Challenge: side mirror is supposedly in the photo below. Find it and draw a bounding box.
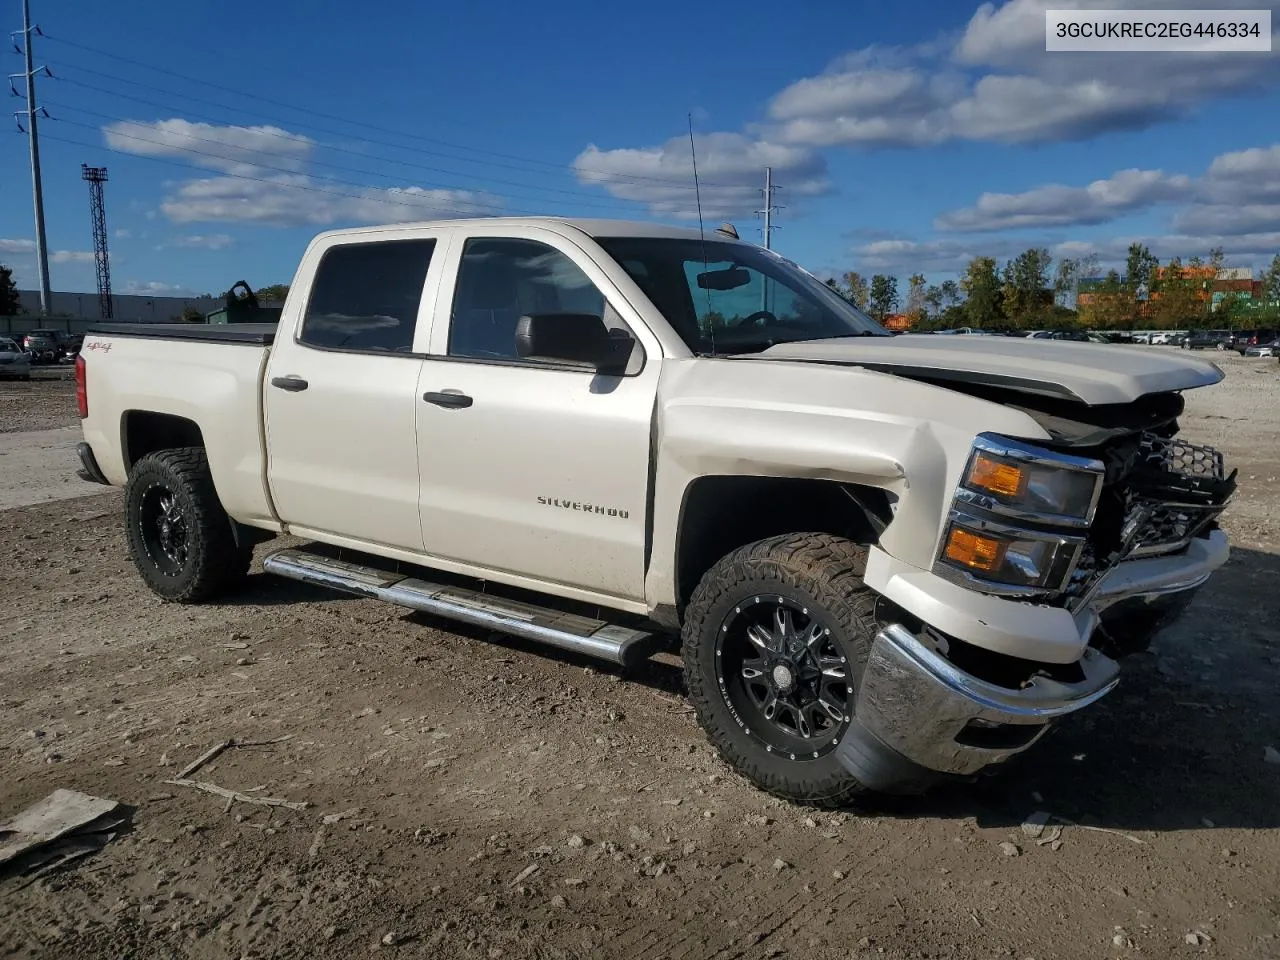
[515,313,635,373]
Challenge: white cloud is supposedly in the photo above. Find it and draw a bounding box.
[160,234,236,251]
[51,251,96,264]
[937,169,1193,231]
[101,117,505,228]
[103,119,314,176]
[764,0,1280,149]
[160,174,501,227]
[114,228,132,239]
[2,238,95,265]
[572,132,829,220]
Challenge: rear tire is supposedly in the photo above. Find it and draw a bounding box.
[125,447,250,603]
[682,533,878,807]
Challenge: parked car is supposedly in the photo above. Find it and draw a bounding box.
[61,333,84,361]
[75,216,1234,805]
[0,337,32,379]
[21,329,64,364]
[1181,330,1233,350]
[1234,329,1279,354]
[1243,338,1280,358]
[1149,332,1176,345]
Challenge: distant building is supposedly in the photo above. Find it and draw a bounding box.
[12,289,219,322]
[1076,268,1260,315]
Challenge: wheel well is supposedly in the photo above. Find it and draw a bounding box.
[121,411,205,471]
[674,476,893,615]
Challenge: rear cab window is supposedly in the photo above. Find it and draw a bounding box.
[299,239,437,354]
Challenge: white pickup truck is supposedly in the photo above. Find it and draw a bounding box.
[74,217,1236,805]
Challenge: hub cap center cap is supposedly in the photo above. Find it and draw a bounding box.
[771,663,795,693]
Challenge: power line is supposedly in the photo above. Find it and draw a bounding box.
[36,129,567,221]
[40,33,739,190]
[42,100,653,214]
[42,69,671,198]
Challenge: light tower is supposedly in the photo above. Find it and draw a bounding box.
[81,164,113,319]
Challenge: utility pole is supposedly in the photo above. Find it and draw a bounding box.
[757,166,783,251]
[82,165,113,319]
[10,0,52,315]
[756,166,783,311]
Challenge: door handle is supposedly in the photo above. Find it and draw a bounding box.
[423,390,473,409]
[271,376,309,392]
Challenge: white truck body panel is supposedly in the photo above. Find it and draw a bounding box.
[79,335,277,528]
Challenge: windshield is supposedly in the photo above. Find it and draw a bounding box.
[595,237,888,354]
[0,339,18,352]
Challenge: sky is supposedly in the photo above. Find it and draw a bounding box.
[3,0,1280,297]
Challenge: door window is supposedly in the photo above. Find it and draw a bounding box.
[448,237,607,361]
[299,239,436,353]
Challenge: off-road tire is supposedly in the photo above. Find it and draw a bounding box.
[125,447,250,603]
[682,533,879,807]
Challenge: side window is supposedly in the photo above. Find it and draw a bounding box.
[448,237,607,361]
[299,239,436,353]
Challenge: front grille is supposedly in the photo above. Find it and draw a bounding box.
[1065,431,1234,605]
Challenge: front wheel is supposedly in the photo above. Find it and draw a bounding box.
[125,447,250,602]
[682,533,879,807]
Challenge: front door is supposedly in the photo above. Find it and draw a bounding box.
[416,232,659,603]
[265,233,446,553]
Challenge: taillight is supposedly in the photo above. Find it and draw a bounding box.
[75,354,88,418]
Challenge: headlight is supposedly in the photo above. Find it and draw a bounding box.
[940,514,1084,593]
[956,434,1104,528]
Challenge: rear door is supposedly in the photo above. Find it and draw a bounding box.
[264,229,451,552]
[414,227,662,603]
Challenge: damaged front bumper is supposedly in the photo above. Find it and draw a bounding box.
[845,528,1228,792]
[835,624,1119,792]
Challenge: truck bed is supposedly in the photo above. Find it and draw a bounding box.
[87,323,277,345]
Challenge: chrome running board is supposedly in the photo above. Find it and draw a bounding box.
[263,548,659,668]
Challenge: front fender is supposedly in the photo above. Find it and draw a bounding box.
[643,357,1051,612]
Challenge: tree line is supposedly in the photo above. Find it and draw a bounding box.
[826,247,1280,331]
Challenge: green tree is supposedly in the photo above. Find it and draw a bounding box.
[843,271,870,311]
[254,283,290,302]
[999,248,1052,327]
[906,273,927,323]
[1124,243,1158,298]
[961,257,1002,327]
[868,274,899,321]
[0,263,20,316]
[938,279,961,309]
[1053,258,1077,308]
[924,284,943,317]
[1261,254,1280,301]
[1151,256,1199,328]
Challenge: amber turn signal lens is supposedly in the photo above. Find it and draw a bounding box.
[943,527,1007,573]
[968,454,1026,498]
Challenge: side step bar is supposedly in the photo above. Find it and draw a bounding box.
[263,548,660,668]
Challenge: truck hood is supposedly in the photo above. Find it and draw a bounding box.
[745,335,1223,406]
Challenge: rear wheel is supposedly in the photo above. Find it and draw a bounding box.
[125,447,250,602]
[682,533,878,807]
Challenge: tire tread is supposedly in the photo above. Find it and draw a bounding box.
[682,532,878,808]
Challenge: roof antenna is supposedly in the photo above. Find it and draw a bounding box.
[687,112,716,357]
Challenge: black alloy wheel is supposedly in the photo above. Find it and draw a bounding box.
[137,481,190,577]
[716,596,852,760]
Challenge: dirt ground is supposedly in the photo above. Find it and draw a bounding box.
[1,351,1278,960]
